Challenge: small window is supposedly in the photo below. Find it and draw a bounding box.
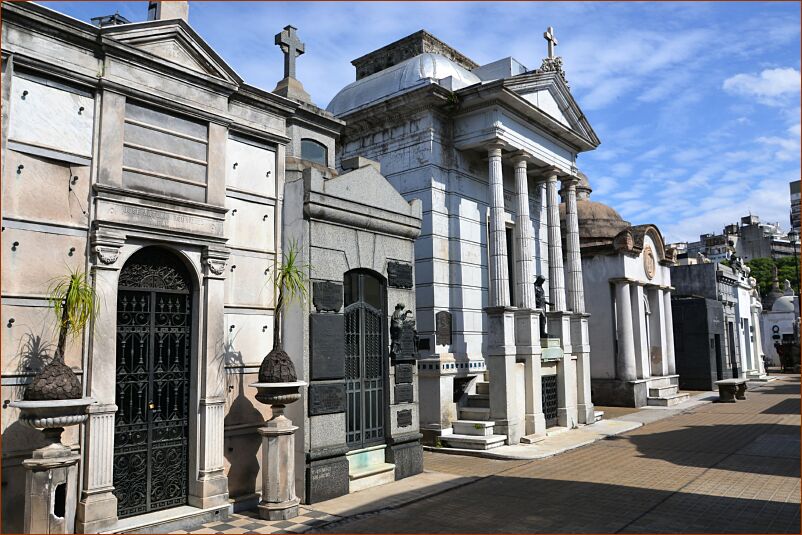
[301,139,327,165]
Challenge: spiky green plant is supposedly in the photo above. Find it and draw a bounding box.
[271,239,310,350]
[46,269,98,362]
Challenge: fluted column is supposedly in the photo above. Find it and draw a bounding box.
[615,280,637,381]
[662,288,676,375]
[545,168,566,311]
[487,143,509,307]
[561,176,585,313]
[513,153,536,309]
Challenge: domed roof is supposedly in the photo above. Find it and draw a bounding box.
[772,295,797,313]
[327,53,481,116]
[559,188,629,242]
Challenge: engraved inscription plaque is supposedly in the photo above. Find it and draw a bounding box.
[395,384,413,403]
[308,383,346,416]
[396,321,417,361]
[387,261,413,289]
[310,314,345,380]
[395,364,414,384]
[397,409,413,427]
[435,310,452,346]
[313,281,343,313]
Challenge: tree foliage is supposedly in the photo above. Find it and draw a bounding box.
[746,256,800,297]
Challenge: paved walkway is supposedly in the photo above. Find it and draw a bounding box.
[182,376,800,534]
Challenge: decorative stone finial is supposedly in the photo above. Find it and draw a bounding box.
[536,26,569,87]
[273,25,312,102]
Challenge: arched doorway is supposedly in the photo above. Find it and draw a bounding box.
[344,270,387,449]
[113,247,193,518]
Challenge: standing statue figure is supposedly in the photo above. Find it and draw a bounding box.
[390,303,405,359]
[534,275,552,338]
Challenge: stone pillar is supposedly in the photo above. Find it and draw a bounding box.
[662,288,677,375]
[751,304,766,374]
[189,247,230,509]
[76,231,124,534]
[258,406,301,520]
[515,309,546,437]
[487,143,509,307]
[24,437,81,534]
[615,280,637,381]
[544,168,566,311]
[651,287,669,376]
[571,314,594,424]
[485,307,521,444]
[556,353,578,429]
[512,153,536,309]
[417,355,457,442]
[560,175,585,313]
[631,284,649,379]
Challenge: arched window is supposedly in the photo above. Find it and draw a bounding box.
[301,138,327,166]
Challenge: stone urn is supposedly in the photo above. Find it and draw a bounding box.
[10,397,94,534]
[250,347,306,520]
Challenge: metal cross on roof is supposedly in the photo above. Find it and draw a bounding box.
[275,25,305,79]
[543,26,558,59]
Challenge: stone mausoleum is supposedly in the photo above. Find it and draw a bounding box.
[560,174,684,408]
[327,29,600,449]
[1,2,422,533]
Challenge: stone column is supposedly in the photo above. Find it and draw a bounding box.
[615,280,637,381]
[515,309,545,437]
[258,406,301,520]
[487,143,510,307]
[189,247,230,509]
[544,168,566,311]
[560,175,585,313]
[76,231,124,534]
[652,287,669,376]
[662,288,677,375]
[631,284,649,379]
[485,307,521,444]
[751,303,766,374]
[512,153,536,309]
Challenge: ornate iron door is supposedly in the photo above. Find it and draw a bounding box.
[541,375,559,428]
[113,249,192,518]
[344,271,386,449]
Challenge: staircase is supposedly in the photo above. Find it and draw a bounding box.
[645,376,690,407]
[441,376,507,450]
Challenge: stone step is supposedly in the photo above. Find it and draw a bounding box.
[441,433,506,450]
[459,406,491,421]
[647,392,690,407]
[648,385,678,398]
[466,393,490,408]
[347,444,386,470]
[594,410,604,422]
[452,420,495,436]
[646,376,679,389]
[475,381,490,395]
[546,426,570,437]
[115,505,231,534]
[348,462,395,493]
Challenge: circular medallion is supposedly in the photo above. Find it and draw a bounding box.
[643,245,656,280]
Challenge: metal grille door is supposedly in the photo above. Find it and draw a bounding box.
[113,248,191,518]
[344,271,386,449]
[541,375,559,428]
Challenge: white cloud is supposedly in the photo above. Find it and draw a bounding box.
[757,123,801,161]
[722,67,801,105]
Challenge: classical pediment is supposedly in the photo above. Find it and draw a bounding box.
[101,20,242,85]
[504,70,600,149]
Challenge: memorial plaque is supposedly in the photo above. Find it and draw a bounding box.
[307,457,349,503]
[310,314,345,380]
[435,311,452,346]
[387,261,413,289]
[395,321,417,361]
[313,281,343,313]
[395,363,414,384]
[397,409,413,427]
[418,338,430,351]
[395,384,413,403]
[308,383,346,415]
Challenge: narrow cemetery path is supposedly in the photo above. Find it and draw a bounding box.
[182,376,799,534]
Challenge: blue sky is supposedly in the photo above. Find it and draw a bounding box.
[41,1,801,243]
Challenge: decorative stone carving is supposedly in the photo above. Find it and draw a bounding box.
[206,258,226,276]
[643,245,656,280]
[535,57,569,87]
[94,245,119,265]
[391,304,418,362]
[613,230,634,253]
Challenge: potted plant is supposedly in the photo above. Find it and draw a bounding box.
[252,240,309,406]
[11,268,96,444]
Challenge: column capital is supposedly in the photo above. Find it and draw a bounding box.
[202,246,230,279]
[538,165,565,181]
[486,140,506,155]
[509,150,534,165]
[559,174,580,188]
[90,228,125,269]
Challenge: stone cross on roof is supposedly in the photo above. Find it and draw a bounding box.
[275,25,305,79]
[543,26,558,59]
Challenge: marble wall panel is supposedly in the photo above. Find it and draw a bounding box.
[123,121,208,161]
[225,252,275,308]
[1,228,86,296]
[125,100,208,139]
[448,261,485,289]
[225,197,275,253]
[8,76,94,157]
[228,101,285,138]
[2,303,83,376]
[2,151,90,227]
[225,138,276,197]
[224,312,274,367]
[309,246,349,283]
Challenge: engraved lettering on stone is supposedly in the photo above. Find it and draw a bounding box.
[435,310,452,346]
[395,383,413,403]
[387,261,413,289]
[397,409,413,427]
[395,363,414,384]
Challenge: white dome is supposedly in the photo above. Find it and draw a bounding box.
[327,53,481,116]
[772,295,796,313]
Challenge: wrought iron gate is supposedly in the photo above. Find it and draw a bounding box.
[344,271,386,449]
[541,375,559,428]
[113,248,191,518]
